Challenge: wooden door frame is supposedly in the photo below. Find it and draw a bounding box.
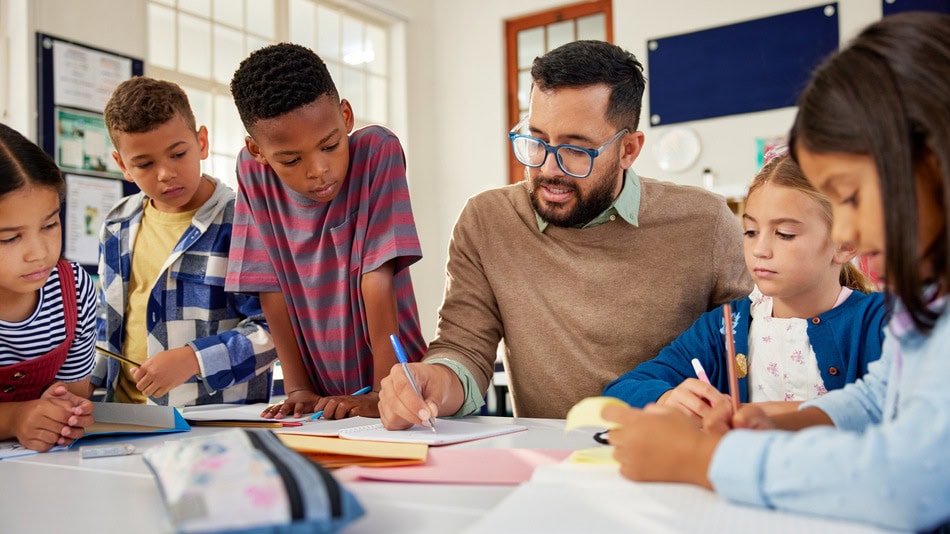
[504,0,613,183]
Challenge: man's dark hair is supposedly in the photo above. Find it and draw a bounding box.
[530,40,646,131]
[230,43,339,131]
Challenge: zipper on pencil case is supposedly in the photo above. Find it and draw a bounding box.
[246,430,343,520]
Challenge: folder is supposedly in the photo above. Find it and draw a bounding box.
[276,434,428,468]
[69,402,191,447]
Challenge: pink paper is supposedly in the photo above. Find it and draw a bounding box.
[343,448,572,485]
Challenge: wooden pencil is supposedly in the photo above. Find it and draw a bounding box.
[722,303,740,413]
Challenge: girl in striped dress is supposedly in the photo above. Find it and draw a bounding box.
[0,123,96,451]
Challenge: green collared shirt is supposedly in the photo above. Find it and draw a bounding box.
[534,171,641,232]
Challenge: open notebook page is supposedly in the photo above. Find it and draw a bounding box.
[467,463,890,534]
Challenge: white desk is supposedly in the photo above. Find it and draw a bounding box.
[0,417,893,534]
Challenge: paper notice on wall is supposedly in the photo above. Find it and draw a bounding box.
[52,39,132,113]
[64,174,124,265]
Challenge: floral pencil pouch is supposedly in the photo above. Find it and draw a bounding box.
[143,428,364,533]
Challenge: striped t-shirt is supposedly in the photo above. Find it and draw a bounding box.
[226,125,425,395]
[0,261,97,382]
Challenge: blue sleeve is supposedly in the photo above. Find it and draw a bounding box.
[187,293,277,391]
[604,305,727,407]
[709,321,950,531]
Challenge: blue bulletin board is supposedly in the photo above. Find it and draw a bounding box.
[882,0,950,14]
[35,33,143,274]
[646,4,840,126]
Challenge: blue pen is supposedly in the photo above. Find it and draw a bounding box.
[389,334,437,433]
[309,385,373,421]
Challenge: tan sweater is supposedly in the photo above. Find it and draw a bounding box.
[425,177,752,419]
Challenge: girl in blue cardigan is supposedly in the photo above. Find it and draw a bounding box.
[604,152,887,420]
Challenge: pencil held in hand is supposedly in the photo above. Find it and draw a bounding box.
[722,304,740,412]
[96,346,142,368]
[389,334,437,433]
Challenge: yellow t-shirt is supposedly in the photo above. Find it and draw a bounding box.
[115,201,197,404]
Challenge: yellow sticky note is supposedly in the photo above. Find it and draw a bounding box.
[564,396,629,431]
[568,446,619,465]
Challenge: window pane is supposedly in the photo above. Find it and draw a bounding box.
[148,4,176,69]
[289,0,315,48]
[213,94,244,156]
[179,0,210,17]
[341,15,365,65]
[152,0,174,5]
[518,70,531,112]
[577,14,606,41]
[212,154,238,190]
[517,27,543,69]
[365,24,387,75]
[341,67,365,118]
[183,86,212,131]
[325,61,342,91]
[245,0,275,39]
[316,5,341,60]
[367,75,387,124]
[213,24,244,84]
[212,0,243,28]
[246,35,269,56]
[546,20,574,51]
[178,14,211,78]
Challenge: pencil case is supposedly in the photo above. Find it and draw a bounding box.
[143,428,364,533]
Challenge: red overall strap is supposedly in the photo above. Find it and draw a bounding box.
[0,260,79,402]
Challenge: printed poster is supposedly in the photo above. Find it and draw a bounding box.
[64,174,124,265]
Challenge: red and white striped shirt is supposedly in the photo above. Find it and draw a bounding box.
[226,125,425,395]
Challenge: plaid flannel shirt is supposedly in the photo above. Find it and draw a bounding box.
[92,175,277,406]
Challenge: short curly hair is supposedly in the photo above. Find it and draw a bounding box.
[230,43,338,131]
[103,76,197,147]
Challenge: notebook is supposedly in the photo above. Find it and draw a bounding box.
[277,417,528,446]
[181,403,308,427]
[467,464,889,534]
[0,403,190,459]
[276,433,428,468]
[336,418,527,446]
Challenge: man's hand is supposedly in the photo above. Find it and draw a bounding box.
[378,363,462,430]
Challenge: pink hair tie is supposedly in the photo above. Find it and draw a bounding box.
[763,143,789,164]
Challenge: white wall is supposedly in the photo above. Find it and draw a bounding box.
[2,0,886,342]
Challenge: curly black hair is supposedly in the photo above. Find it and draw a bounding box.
[230,43,339,131]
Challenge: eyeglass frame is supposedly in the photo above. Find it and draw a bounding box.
[507,121,630,179]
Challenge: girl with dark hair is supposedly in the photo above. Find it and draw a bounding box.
[0,123,96,451]
[601,13,950,531]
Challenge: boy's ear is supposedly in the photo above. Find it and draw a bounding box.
[196,125,210,160]
[833,242,858,265]
[340,99,355,134]
[245,135,269,165]
[111,150,135,183]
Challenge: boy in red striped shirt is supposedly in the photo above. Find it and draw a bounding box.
[227,43,425,419]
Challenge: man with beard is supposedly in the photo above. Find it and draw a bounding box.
[379,40,751,425]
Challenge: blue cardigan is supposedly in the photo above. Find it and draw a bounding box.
[603,291,888,406]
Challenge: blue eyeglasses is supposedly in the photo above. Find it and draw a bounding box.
[508,122,629,178]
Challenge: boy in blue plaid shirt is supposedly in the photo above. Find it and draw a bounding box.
[92,77,276,406]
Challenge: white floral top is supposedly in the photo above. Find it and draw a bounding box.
[747,286,850,402]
